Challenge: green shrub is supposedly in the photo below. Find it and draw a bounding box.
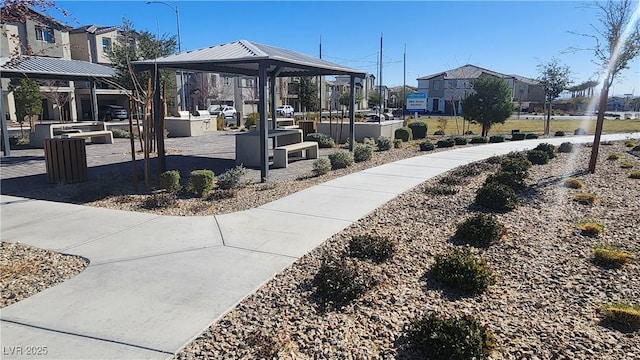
[434,130,445,136]
[525,133,539,139]
[406,313,497,360]
[207,189,237,200]
[451,162,492,178]
[439,174,464,185]
[602,303,640,331]
[419,140,435,151]
[577,222,603,237]
[453,137,468,145]
[190,169,215,197]
[312,157,331,176]
[558,142,574,153]
[574,128,587,135]
[142,192,177,209]
[424,185,458,196]
[112,128,131,138]
[217,165,247,190]
[633,145,640,152]
[159,170,181,192]
[353,143,373,163]
[470,136,487,144]
[564,178,584,189]
[608,153,621,160]
[534,143,556,159]
[395,127,413,142]
[362,137,377,148]
[455,213,506,248]
[499,157,532,184]
[527,149,549,165]
[436,138,455,148]
[328,150,354,169]
[620,161,635,169]
[307,132,335,148]
[511,133,526,141]
[349,234,395,264]
[431,248,495,294]
[592,245,633,268]
[408,121,427,139]
[464,130,474,135]
[630,171,640,179]
[475,182,518,211]
[313,256,375,309]
[554,130,565,137]
[244,112,259,128]
[485,171,525,190]
[489,135,505,143]
[624,140,636,147]
[393,138,403,149]
[377,136,392,151]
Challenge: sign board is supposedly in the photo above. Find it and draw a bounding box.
[406,92,427,111]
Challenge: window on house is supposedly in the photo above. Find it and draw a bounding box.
[448,79,457,88]
[224,77,232,86]
[35,27,55,43]
[433,80,440,91]
[102,38,112,52]
[245,78,254,87]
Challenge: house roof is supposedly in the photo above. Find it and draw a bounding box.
[417,64,509,81]
[0,5,71,30]
[133,39,367,78]
[70,25,118,35]
[0,56,115,80]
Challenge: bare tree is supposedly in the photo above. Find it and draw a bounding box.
[188,72,220,110]
[39,80,71,122]
[537,58,572,135]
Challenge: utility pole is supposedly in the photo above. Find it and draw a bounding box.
[318,36,322,120]
[378,33,383,123]
[403,43,406,121]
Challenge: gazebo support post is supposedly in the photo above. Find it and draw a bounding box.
[0,91,10,156]
[91,81,99,121]
[152,67,165,173]
[349,75,356,151]
[270,75,276,131]
[258,62,269,182]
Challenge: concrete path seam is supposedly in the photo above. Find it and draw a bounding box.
[213,215,226,246]
[88,244,225,267]
[253,207,356,223]
[220,245,299,260]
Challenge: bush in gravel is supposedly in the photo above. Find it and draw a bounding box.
[527,149,549,165]
[525,133,539,139]
[419,140,435,151]
[216,165,247,190]
[451,162,492,178]
[353,143,373,163]
[453,137,468,145]
[111,128,131,138]
[534,143,556,159]
[439,174,464,186]
[574,128,587,135]
[475,182,518,211]
[190,170,215,197]
[625,140,636,147]
[577,222,603,237]
[377,136,393,151]
[607,153,621,160]
[564,178,584,189]
[485,171,525,190]
[630,171,640,179]
[633,145,640,152]
[554,131,565,137]
[499,157,532,186]
[159,170,181,192]
[592,246,633,268]
[408,121,428,139]
[206,189,237,200]
[489,135,505,143]
[485,155,503,164]
[430,248,495,295]
[602,303,640,331]
[455,213,506,248]
[620,161,635,169]
[470,136,487,144]
[406,312,497,360]
[393,138,403,149]
[424,185,458,196]
[436,138,455,148]
[574,193,597,205]
[142,192,177,209]
[363,137,377,148]
[434,130,445,136]
[558,142,574,153]
[307,132,335,148]
[328,150,354,169]
[312,157,332,176]
[395,127,413,142]
[313,256,376,309]
[511,133,526,141]
[349,234,395,264]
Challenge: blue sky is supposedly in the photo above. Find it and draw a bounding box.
[52,1,640,96]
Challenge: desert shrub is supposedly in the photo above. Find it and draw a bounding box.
[489,135,505,143]
[574,128,587,135]
[574,193,597,205]
[633,145,640,152]
[485,171,525,190]
[564,178,584,189]
[349,234,395,264]
[511,133,526,141]
[313,256,375,309]
[455,213,506,248]
[525,133,539,139]
[593,246,633,268]
[328,150,354,169]
[393,138,403,149]
[111,128,131,138]
[190,170,215,197]
[620,161,635,169]
[451,162,492,178]
[424,185,458,196]
[307,132,335,148]
[433,130,445,136]
[625,140,636,147]
[430,248,495,294]
[500,157,532,184]
[577,222,603,237]
[470,136,487,144]
[534,143,556,159]
[405,313,497,360]
[629,171,640,179]
[408,121,427,139]
[353,143,373,163]
[362,137,377,148]
[527,150,549,165]
[142,193,177,209]
[464,130,475,135]
[558,142,574,153]
[602,303,640,331]
[159,170,181,192]
[475,182,518,211]
[207,189,237,200]
[554,130,565,137]
[453,137,468,145]
[217,165,247,190]
[436,138,455,148]
[312,157,331,176]
[395,127,413,142]
[377,136,392,151]
[608,153,621,160]
[439,174,464,186]
[419,140,435,151]
[244,112,259,128]
[485,155,503,164]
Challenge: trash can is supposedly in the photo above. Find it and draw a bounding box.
[299,120,315,139]
[44,138,88,183]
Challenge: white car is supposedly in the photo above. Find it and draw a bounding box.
[276,105,294,117]
[209,105,237,118]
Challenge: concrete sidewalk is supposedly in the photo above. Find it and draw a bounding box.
[1,133,638,359]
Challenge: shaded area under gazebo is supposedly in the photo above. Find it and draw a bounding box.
[133,39,366,181]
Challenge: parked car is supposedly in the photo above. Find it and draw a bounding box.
[99,105,128,121]
[276,105,294,117]
[209,105,237,118]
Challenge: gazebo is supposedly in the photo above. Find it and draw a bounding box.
[133,40,366,182]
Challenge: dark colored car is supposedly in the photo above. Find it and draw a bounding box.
[99,105,128,121]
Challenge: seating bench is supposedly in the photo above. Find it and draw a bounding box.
[60,130,114,144]
[273,141,319,168]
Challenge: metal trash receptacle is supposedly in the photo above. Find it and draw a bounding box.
[44,138,88,183]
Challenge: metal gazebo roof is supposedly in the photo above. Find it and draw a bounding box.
[0,56,115,81]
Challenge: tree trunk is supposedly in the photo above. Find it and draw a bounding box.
[545,101,552,135]
[482,123,487,137]
[588,82,610,173]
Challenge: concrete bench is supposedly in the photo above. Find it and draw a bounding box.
[31,122,108,147]
[273,141,318,168]
[60,130,114,144]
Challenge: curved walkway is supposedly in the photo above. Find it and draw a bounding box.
[1,133,638,359]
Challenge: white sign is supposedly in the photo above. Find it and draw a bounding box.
[406,92,427,111]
